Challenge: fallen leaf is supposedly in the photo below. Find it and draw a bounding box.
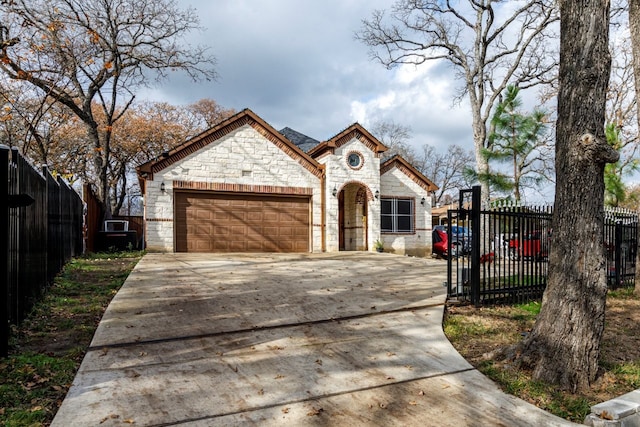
[274,374,285,379]
[31,405,43,412]
[306,407,323,416]
[268,345,285,351]
[282,408,290,414]
[418,390,425,396]
[387,352,396,357]
[123,419,135,424]
[408,401,417,406]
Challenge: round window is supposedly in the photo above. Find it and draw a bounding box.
[347,152,362,168]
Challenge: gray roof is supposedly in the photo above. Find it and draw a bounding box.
[279,127,321,153]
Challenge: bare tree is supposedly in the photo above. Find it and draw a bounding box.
[356,0,558,203]
[0,0,216,218]
[414,144,475,205]
[370,120,416,164]
[516,0,618,391]
[629,0,640,295]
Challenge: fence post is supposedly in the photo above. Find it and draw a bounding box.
[615,220,622,287]
[1,145,9,357]
[470,185,481,306]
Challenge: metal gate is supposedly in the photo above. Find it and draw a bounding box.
[446,186,638,306]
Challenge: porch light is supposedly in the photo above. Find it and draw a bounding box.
[421,197,426,206]
[375,190,379,199]
[332,186,337,197]
[160,182,165,193]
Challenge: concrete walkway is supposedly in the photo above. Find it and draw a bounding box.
[52,253,576,426]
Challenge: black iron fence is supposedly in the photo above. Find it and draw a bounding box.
[446,186,638,305]
[1,146,84,357]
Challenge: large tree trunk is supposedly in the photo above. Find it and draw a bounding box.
[630,0,640,296]
[516,0,618,392]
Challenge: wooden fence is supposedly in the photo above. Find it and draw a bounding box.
[83,184,143,252]
[1,146,84,357]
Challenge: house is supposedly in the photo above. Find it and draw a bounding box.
[137,109,438,256]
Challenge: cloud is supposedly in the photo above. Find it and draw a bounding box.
[138,0,475,153]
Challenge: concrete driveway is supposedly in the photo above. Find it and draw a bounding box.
[52,253,574,426]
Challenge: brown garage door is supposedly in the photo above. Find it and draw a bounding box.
[174,192,310,253]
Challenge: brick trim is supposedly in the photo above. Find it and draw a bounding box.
[139,109,323,180]
[150,117,248,174]
[248,119,323,178]
[336,181,375,201]
[381,156,437,193]
[173,180,314,196]
[146,218,174,222]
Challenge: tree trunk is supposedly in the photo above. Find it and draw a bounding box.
[630,0,640,296]
[516,0,618,392]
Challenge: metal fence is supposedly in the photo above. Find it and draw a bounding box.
[1,146,84,357]
[446,186,638,305]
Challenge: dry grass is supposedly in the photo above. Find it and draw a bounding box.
[444,288,640,422]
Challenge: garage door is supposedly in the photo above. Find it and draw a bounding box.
[174,192,310,253]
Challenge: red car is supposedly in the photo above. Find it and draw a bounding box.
[507,230,551,261]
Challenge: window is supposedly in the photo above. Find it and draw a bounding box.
[346,151,364,169]
[381,198,414,233]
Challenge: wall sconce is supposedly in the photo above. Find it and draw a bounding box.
[332,186,338,197]
[421,197,426,206]
[375,190,379,200]
[160,182,165,193]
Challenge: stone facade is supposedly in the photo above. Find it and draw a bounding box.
[380,162,434,257]
[320,138,381,252]
[143,124,322,252]
[138,109,437,256]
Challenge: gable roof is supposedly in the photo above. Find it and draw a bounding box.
[137,109,323,181]
[279,127,321,153]
[380,155,439,193]
[307,123,388,158]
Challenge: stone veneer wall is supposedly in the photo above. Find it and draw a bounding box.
[380,167,433,257]
[320,138,381,252]
[144,124,322,252]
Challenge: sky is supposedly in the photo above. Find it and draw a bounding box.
[137,0,474,155]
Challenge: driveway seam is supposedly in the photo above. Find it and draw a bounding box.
[87,301,446,352]
[148,367,477,427]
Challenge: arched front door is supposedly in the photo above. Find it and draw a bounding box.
[338,183,369,251]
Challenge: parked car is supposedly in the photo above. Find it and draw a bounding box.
[506,230,551,261]
[432,225,470,258]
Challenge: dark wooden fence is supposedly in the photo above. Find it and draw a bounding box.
[1,146,84,357]
[446,186,638,306]
[83,184,143,252]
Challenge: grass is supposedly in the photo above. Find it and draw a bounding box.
[0,251,143,426]
[444,290,640,423]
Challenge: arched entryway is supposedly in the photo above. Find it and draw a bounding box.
[338,182,373,251]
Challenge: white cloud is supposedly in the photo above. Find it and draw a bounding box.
[138,0,475,154]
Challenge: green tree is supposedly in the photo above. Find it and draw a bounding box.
[603,123,638,207]
[480,85,550,203]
